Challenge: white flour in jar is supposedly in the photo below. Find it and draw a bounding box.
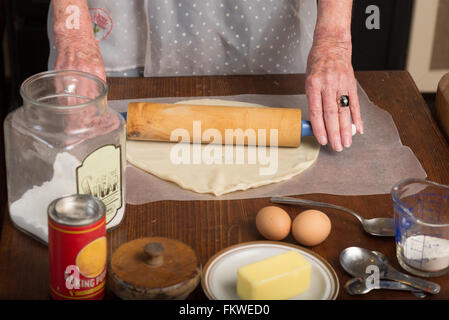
[403,235,449,272]
[9,152,81,243]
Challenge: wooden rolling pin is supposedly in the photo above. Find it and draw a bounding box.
[122,102,315,147]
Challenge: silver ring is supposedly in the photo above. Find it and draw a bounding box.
[339,95,350,107]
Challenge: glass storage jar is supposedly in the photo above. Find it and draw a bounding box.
[4,70,126,244]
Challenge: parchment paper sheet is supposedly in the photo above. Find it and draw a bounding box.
[108,85,427,204]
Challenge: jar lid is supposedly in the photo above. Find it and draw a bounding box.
[109,237,201,299]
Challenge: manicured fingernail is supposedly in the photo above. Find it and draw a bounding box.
[335,141,343,152]
[319,136,328,145]
[343,136,351,148]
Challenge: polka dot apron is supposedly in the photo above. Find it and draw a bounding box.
[48,0,317,77]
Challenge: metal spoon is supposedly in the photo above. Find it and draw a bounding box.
[372,251,427,298]
[339,247,440,294]
[344,277,426,295]
[270,197,395,237]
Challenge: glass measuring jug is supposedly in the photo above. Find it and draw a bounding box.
[392,178,449,277]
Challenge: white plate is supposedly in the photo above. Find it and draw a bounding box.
[202,241,339,300]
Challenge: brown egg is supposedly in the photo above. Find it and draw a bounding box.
[256,206,292,241]
[292,209,331,246]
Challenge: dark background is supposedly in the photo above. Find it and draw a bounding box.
[0,0,417,118]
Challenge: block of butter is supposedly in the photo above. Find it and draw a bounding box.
[237,250,311,300]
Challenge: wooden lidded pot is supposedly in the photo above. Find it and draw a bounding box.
[108,237,201,299]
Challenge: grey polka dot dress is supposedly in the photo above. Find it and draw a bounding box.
[48,0,317,77]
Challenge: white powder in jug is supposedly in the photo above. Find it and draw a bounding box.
[403,235,449,272]
[9,152,81,243]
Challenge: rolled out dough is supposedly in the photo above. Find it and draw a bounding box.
[126,99,320,196]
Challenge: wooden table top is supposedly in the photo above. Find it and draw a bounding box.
[1,71,449,300]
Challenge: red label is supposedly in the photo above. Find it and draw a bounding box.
[48,217,106,300]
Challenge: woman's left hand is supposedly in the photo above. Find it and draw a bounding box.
[306,39,364,152]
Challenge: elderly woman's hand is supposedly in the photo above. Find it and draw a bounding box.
[52,0,106,82]
[54,32,106,82]
[306,39,363,151]
[305,0,363,152]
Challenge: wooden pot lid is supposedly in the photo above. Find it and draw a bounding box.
[109,237,201,299]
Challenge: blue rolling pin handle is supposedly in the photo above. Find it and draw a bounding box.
[301,120,314,137]
[120,111,314,138]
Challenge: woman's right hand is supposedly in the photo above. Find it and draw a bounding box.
[52,0,106,82]
[51,0,117,146]
[54,32,106,82]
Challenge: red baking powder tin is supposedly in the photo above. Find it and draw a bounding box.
[48,194,107,300]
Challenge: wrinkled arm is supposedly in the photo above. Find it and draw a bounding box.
[306,0,363,152]
[51,0,105,81]
[313,0,352,45]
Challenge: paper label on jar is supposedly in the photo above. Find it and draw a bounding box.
[76,145,122,224]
